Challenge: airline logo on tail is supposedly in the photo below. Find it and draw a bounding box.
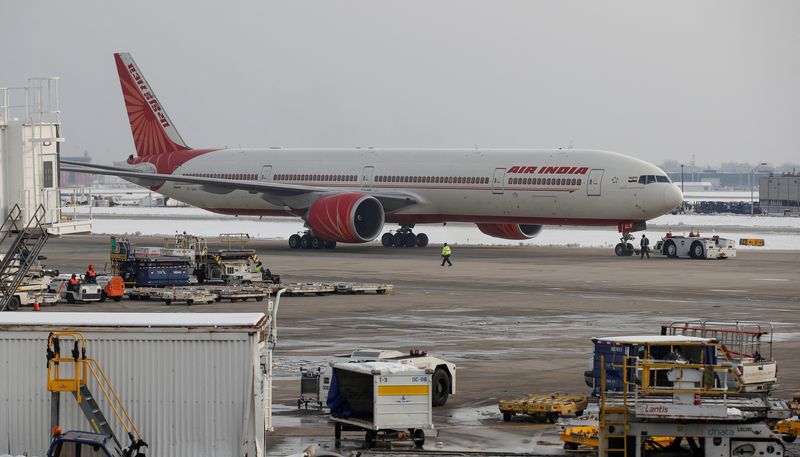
[125,62,170,128]
[114,52,190,157]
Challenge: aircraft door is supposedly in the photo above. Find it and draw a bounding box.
[361,166,375,191]
[587,169,604,196]
[492,168,506,194]
[260,165,273,181]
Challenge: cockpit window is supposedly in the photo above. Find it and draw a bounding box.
[639,175,670,185]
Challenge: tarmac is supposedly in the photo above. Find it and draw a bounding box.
[28,235,800,455]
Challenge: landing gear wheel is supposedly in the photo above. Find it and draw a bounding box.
[665,240,678,258]
[365,430,377,448]
[691,242,704,259]
[324,240,337,249]
[311,237,323,249]
[300,234,312,249]
[381,233,394,247]
[392,233,404,247]
[614,243,626,257]
[416,233,429,247]
[431,368,450,406]
[412,429,425,448]
[7,296,20,311]
[403,233,417,247]
[288,234,301,249]
[625,243,635,256]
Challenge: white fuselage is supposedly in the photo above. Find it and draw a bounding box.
[145,147,682,226]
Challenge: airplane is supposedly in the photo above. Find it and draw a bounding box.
[62,52,683,256]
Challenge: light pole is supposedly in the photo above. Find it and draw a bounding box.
[680,164,684,193]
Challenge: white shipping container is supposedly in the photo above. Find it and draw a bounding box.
[0,312,273,457]
[329,362,433,432]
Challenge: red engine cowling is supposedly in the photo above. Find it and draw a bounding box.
[476,223,543,240]
[307,193,385,243]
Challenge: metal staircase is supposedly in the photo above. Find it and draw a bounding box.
[599,355,634,457]
[47,332,147,457]
[0,204,49,311]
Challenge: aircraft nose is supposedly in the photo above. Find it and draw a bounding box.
[663,185,683,211]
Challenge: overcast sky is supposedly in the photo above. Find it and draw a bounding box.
[2,1,798,167]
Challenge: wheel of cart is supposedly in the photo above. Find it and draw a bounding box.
[365,430,377,448]
[411,428,425,447]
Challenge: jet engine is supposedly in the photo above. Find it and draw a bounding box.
[476,223,543,240]
[307,193,384,243]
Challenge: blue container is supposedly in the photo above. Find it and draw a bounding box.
[119,258,190,287]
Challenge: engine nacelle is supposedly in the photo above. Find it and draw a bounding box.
[476,223,543,240]
[307,193,384,243]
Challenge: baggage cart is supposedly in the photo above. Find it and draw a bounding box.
[328,362,433,448]
[499,393,588,423]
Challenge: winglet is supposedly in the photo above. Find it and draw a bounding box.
[114,52,190,157]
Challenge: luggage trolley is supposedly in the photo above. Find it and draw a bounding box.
[327,361,433,448]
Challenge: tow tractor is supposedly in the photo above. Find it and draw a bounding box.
[653,233,736,259]
[49,274,103,303]
[46,332,147,457]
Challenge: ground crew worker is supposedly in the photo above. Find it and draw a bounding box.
[68,274,79,292]
[254,261,263,273]
[85,264,97,283]
[441,243,452,266]
[640,234,650,259]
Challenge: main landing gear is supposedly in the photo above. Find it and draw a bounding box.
[614,232,635,256]
[380,225,429,248]
[288,231,337,250]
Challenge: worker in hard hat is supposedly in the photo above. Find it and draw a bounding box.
[85,264,97,283]
[67,274,80,292]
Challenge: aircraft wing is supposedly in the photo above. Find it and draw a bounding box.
[60,161,417,212]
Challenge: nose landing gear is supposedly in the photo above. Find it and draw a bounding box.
[381,225,429,248]
[289,231,337,250]
[614,232,635,256]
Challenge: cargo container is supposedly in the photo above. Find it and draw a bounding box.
[587,335,717,396]
[0,312,273,457]
[328,361,433,448]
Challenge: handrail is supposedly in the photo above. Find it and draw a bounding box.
[638,361,743,395]
[46,331,144,441]
[86,359,142,439]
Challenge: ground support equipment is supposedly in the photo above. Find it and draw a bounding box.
[499,393,588,423]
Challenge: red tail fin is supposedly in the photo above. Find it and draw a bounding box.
[114,52,190,157]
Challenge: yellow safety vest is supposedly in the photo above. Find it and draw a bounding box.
[441,246,451,256]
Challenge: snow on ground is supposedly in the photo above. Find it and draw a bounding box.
[78,206,800,250]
